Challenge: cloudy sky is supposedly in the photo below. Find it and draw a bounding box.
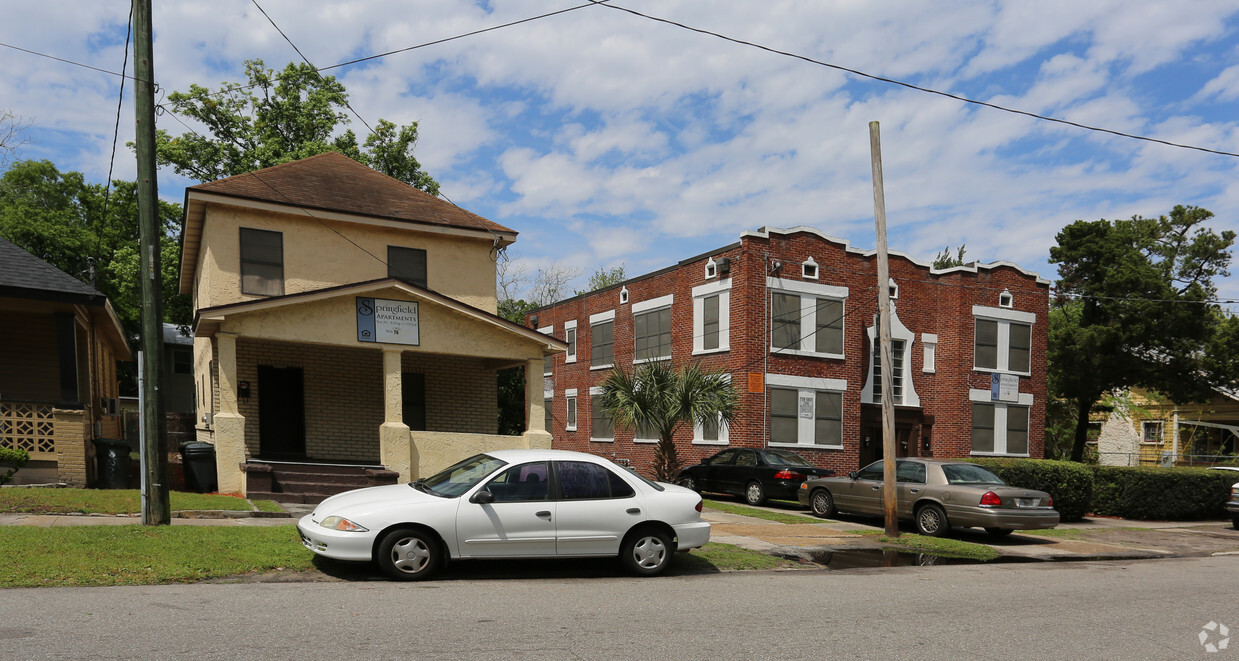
[3,1,1238,303]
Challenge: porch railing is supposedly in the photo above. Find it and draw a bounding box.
[0,400,56,460]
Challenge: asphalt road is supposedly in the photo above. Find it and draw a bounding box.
[1,555,1235,660]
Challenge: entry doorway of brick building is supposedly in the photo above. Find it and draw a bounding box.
[858,424,914,468]
[258,365,306,459]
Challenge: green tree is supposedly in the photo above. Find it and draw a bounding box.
[0,160,188,338]
[932,244,968,269]
[496,298,541,435]
[596,362,739,481]
[576,265,626,295]
[1048,205,1237,462]
[152,59,438,194]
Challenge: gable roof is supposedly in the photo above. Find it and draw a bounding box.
[0,237,106,304]
[188,151,514,235]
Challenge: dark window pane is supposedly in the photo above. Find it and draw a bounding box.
[703,295,720,351]
[544,398,552,432]
[770,388,798,443]
[972,403,995,453]
[607,469,635,498]
[487,462,549,502]
[975,319,998,369]
[815,298,843,354]
[814,391,842,445]
[558,461,612,499]
[401,372,426,431]
[1008,406,1029,454]
[544,354,553,375]
[566,328,577,357]
[566,397,577,428]
[388,246,427,288]
[701,414,719,441]
[240,228,283,296]
[591,321,614,366]
[591,398,613,439]
[772,293,800,350]
[635,308,671,360]
[1009,323,1031,373]
[857,461,884,481]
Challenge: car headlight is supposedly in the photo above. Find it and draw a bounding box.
[320,516,369,532]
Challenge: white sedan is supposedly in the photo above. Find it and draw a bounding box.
[297,449,711,580]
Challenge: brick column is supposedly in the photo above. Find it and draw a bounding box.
[214,332,247,494]
[53,408,88,487]
[522,357,551,449]
[379,348,414,481]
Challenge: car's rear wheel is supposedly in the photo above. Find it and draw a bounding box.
[744,481,766,506]
[677,475,698,492]
[810,489,836,518]
[985,527,1013,537]
[620,528,673,576]
[377,528,440,581]
[915,503,949,537]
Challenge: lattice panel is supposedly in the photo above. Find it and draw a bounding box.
[0,402,56,454]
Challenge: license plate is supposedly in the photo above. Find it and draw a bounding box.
[1016,498,1037,508]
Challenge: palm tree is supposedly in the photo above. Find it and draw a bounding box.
[596,361,739,482]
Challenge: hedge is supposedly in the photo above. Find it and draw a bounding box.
[0,447,30,487]
[1089,465,1235,520]
[968,458,1093,522]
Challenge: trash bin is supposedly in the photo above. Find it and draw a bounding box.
[93,438,132,489]
[179,443,218,493]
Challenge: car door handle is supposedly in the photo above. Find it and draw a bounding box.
[535,511,551,518]
[626,508,641,515]
[871,485,882,490]
[909,488,920,494]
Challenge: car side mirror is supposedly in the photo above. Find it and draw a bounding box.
[848,471,858,480]
[470,489,495,505]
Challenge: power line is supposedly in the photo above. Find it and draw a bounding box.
[589,1,1239,159]
[94,4,134,262]
[0,41,142,83]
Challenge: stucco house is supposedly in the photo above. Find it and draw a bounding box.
[0,237,130,486]
[531,226,1050,476]
[1093,388,1238,467]
[181,152,564,499]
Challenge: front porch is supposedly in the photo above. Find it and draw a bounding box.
[0,399,122,486]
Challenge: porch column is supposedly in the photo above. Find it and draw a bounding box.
[214,332,246,494]
[522,357,551,449]
[379,348,414,481]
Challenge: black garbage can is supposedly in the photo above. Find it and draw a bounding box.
[179,443,218,493]
[93,438,131,489]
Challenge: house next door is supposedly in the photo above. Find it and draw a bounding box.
[258,365,306,459]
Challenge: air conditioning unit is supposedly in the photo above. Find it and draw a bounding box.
[717,257,731,275]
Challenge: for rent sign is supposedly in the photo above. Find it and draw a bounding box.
[356,297,420,346]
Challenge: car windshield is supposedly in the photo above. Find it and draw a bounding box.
[761,450,812,467]
[415,454,508,498]
[941,464,1006,486]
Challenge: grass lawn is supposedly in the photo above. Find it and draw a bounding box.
[848,529,1000,561]
[0,488,281,515]
[703,499,820,524]
[0,525,315,588]
[680,542,798,572]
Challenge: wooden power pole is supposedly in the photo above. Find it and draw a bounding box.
[869,121,899,538]
[134,0,169,525]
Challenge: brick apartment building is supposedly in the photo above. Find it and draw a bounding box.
[530,226,1050,476]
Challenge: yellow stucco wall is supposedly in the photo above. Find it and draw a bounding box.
[194,205,498,314]
[412,430,551,478]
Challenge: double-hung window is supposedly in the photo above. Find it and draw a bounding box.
[693,279,731,355]
[969,389,1032,456]
[239,228,284,296]
[564,320,577,363]
[590,310,615,369]
[767,374,846,448]
[768,278,848,358]
[565,389,577,431]
[589,388,613,442]
[973,306,1035,374]
[633,295,673,362]
[388,246,427,288]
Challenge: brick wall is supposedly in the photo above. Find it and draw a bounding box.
[533,228,1050,478]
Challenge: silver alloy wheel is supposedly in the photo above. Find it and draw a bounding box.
[630,534,668,570]
[390,535,432,574]
[918,505,944,536]
[811,490,834,517]
[745,482,765,505]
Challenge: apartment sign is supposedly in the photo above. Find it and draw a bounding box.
[991,373,1019,402]
[356,297,420,346]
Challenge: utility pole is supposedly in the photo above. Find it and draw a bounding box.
[869,121,898,538]
[134,0,169,525]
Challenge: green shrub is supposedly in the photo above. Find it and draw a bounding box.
[969,458,1093,522]
[0,447,30,486]
[1089,465,1233,520]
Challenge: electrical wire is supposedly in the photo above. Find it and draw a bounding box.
[93,4,134,262]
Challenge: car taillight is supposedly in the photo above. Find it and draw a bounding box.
[773,470,806,480]
[980,491,1003,507]
[1048,495,1054,508]
[695,499,703,513]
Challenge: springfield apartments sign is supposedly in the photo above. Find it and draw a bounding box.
[356,297,419,346]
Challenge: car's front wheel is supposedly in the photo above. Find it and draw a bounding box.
[915,503,950,537]
[810,489,836,518]
[744,481,766,506]
[377,528,440,581]
[677,475,698,492]
[620,528,673,576]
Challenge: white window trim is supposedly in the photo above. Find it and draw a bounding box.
[589,310,616,371]
[705,257,718,279]
[922,333,938,374]
[633,295,674,364]
[565,388,578,432]
[693,278,732,356]
[564,320,578,363]
[999,289,1014,308]
[972,308,1034,376]
[588,386,614,443]
[968,396,1032,457]
[766,373,846,450]
[767,277,848,359]
[619,286,629,304]
[693,374,732,445]
[539,325,554,376]
[861,307,920,406]
[802,257,819,280]
[1141,420,1164,445]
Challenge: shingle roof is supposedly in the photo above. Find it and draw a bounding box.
[188,151,515,235]
[0,237,104,303]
